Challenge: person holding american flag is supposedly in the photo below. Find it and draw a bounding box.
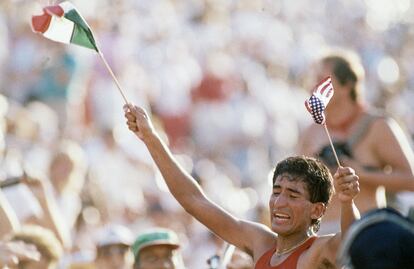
[299,49,414,235]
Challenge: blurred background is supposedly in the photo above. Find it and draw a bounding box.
[1,0,414,268]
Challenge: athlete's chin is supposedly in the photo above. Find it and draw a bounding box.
[271,223,293,235]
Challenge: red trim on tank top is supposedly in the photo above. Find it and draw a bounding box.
[254,237,317,269]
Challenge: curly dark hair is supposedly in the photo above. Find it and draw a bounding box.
[272,156,334,232]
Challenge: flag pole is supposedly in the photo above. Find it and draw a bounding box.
[323,123,341,167]
[97,51,129,104]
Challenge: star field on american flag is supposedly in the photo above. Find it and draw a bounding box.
[305,77,334,124]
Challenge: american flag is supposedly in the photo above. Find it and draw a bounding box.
[305,77,334,124]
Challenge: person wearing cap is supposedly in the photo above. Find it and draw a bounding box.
[124,105,361,268]
[95,225,134,269]
[131,228,185,269]
[338,207,414,269]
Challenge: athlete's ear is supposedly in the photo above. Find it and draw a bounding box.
[311,202,326,222]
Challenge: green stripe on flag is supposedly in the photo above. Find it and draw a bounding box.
[64,9,98,51]
[71,23,96,50]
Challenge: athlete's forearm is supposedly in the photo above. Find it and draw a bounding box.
[143,132,205,208]
[340,200,360,238]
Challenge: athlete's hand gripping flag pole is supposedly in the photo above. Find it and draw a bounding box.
[305,77,341,167]
[31,1,129,104]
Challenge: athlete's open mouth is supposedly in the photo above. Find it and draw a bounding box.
[274,212,290,220]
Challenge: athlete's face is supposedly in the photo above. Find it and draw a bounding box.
[269,173,324,236]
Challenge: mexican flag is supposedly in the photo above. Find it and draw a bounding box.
[31,1,98,52]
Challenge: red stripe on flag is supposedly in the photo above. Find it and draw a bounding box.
[319,83,331,95]
[304,100,312,113]
[313,77,331,94]
[31,13,52,34]
[326,88,333,98]
[44,5,65,17]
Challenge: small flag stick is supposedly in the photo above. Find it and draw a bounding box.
[323,123,341,167]
[97,51,129,104]
[305,76,340,168]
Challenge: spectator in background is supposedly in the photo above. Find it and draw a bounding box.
[338,207,414,269]
[28,47,77,129]
[299,49,414,234]
[4,100,59,177]
[9,225,63,269]
[86,126,147,224]
[95,224,134,269]
[0,240,41,269]
[226,249,254,269]
[208,247,254,269]
[0,189,20,239]
[49,139,87,231]
[0,96,20,238]
[22,174,72,250]
[131,228,185,269]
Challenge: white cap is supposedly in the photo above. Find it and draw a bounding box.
[96,225,133,248]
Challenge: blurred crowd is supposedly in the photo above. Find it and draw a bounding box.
[1,0,414,268]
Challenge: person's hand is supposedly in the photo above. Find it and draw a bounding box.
[123,104,155,141]
[340,157,366,179]
[333,166,360,203]
[0,240,40,267]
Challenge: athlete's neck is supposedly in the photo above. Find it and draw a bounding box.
[276,232,310,256]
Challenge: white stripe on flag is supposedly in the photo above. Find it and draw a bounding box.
[314,78,334,106]
[59,1,76,13]
[43,15,74,44]
[315,78,332,95]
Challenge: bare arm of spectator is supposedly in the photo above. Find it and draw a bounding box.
[0,240,40,268]
[344,118,414,192]
[298,118,414,192]
[124,104,275,256]
[0,190,20,239]
[23,176,71,249]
